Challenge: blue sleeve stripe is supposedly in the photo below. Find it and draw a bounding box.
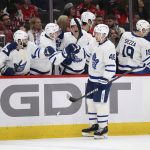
[52,57,56,65]
[37,48,40,58]
[143,56,150,62]
[49,52,57,59]
[97,115,108,117]
[105,65,116,67]
[88,112,97,115]
[118,64,145,69]
[105,69,116,72]
[89,118,97,120]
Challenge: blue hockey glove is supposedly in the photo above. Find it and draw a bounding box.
[1,66,15,76]
[44,46,56,57]
[63,43,81,55]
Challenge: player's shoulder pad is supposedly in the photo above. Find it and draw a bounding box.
[2,42,18,56]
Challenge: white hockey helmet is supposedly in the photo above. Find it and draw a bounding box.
[94,24,109,37]
[136,19,150,31]
[45,23,59,35]
[70,18,82,26]
[13,30,28,42]
[13,30,28,47]
[81,11,95,24]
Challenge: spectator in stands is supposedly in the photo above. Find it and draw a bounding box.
[63,3,76,33]
[19,0,39,22]
[3,2,24,32]
[76,0,97,18]
[105,14,125,35]
[95,14,104,26]
[56,15,70,50]
[133,12,141,31]
[64,3,76,20]
[57,15,70,32]
[109,28,120,47]
[0,14,13,43]
[28,17,43,46]
[137,0,148,20]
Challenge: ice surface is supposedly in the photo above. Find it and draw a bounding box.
[0,135,149,150]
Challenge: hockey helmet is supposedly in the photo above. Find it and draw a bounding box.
[13,30,28,42]
[13,30,28,47]
[81,12,95,24]
[45,23,59,35]
[70,18,82,26]
[94,24,109,37]
[136,20,150,31]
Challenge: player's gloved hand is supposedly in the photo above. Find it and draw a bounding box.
[62,55,72,65]
[63,43,80,55]
[1,66,15,76]
[2,42,18,56]
[44,46,56,57]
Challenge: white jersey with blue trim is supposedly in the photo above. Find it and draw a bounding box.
[88,39,116,83]
[31,32,66,75]
[30,32,56,75]
[116,32,150,72]
[0,41,37,75]
[58,30,94,74]
[59,30,93,50]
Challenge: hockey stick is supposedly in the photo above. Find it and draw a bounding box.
[67,67,138,102]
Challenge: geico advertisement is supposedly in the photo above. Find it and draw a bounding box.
[0,76,150,127]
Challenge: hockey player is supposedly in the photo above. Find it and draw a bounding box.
[59,18,94,74]
[30,23,61,75]
[82,24,116,139]
[0,30,37,75]
[81,11,95,34]
[116,19,150,74]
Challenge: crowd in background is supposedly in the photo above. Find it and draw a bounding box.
[0,0,149,75]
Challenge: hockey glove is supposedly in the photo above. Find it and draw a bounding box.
[44,46,56,57]
[1,66,15,76]
[63,43,80,55]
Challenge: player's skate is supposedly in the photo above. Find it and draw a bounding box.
[94,126,108,139]
[82,124,99,137]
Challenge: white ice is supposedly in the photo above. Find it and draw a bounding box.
[0,135,150,150]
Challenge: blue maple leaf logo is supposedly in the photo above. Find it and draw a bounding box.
[14,60,27,72]
[92,53,99,69]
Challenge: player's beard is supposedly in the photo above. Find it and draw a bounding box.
[72,30,79,39]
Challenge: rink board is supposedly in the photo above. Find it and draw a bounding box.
[0,75,150,140]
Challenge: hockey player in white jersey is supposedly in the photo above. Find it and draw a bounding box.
[0,30,37,75]
[81,11,95,34]
[116,19,150,74]
[31,23,79,75]
[82,24,116,139]
[30,23,61,75]
[59,18,94,74]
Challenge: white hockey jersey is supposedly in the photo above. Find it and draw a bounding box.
[30,31,56,75]
[31,32,66,74]
[116,32,150,73]
[0,41,37,75]
[88,40,116,83]
[59,30,94,74]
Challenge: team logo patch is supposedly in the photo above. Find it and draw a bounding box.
[92,53,99,69]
